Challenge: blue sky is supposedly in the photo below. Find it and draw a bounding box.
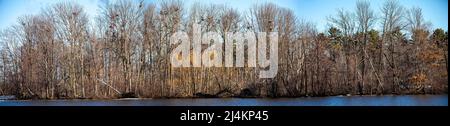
[0,0,448,32]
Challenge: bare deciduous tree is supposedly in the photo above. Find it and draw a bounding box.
[0,1,446,99]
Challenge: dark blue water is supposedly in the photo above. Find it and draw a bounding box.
[0,95,447,106]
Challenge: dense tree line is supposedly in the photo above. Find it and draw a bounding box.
[0,0,447,99]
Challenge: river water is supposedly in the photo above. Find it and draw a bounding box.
[0,95,447,106]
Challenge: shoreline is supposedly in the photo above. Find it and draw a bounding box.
[1,93,447,101]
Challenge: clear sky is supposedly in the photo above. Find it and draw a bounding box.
[0,0,448,32]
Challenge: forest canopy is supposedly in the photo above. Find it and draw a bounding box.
[0,0,447,99]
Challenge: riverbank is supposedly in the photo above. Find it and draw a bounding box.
[1,95,447,106]
[2,82,446,100]
[1,92,448,100]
